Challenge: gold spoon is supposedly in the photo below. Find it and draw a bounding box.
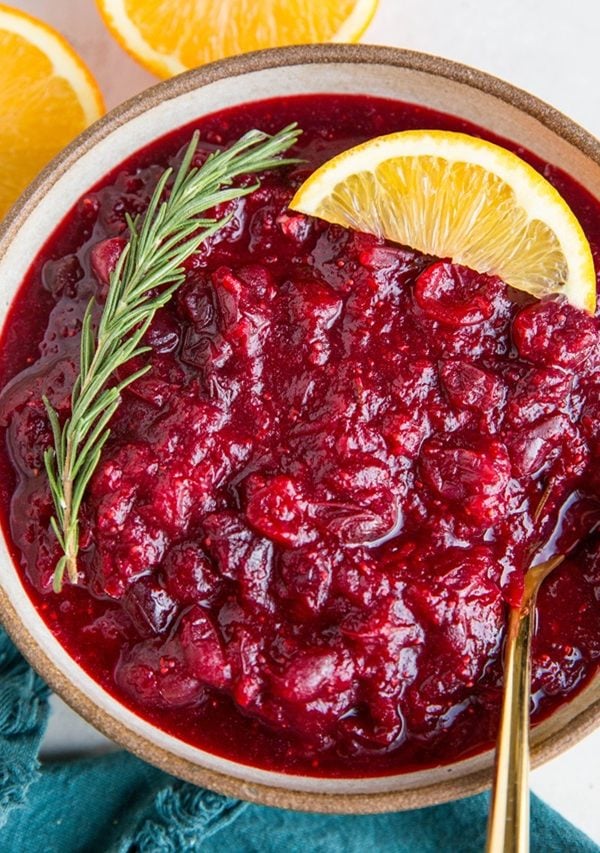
[485,552,564,853]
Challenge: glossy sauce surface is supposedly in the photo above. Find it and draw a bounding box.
[1,95,599,776]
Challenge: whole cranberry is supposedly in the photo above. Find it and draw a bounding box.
[420,438,511,525]
[506,366,572,427]
[512,298,598,368]
[508,414,582,478]
[414,261,498,326]
[123,576,178,636]
[163,541,220,605]
[179,606,231,689]
[276,545,333,616]
[440,360,505,414]
[270,647,355,705]
[115,636,205,709]
[245,474,312,546]
[90,237,126,288]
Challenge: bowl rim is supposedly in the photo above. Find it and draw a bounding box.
[0,42,599,815]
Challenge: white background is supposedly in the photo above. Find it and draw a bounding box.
[11,0,600,845]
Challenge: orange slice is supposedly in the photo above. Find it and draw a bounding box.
[96,0,378,78]
[291,130,597,313]
[0,4,104,220]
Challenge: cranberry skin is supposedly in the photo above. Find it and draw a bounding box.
[414,261,496,326]
[276,545,333,617]
[342,591,424,652]
[286,280,342,340]
[381,411,429,458]
[203,512,268,575]
[342,591,423,738]
[212,265,276,331]
[89,443,170,595]
[203,511,275,611]
[245,474,313,547]
[179,606,231,689]
[90,237,126,288]
[143,312,180,354]
[90,443,158,505]
[406,552,503,661]
[508,414,577,478]
[270,647,355,706]
[23,523,63,594]
[277,211,312,243]
[141,468,194,536]
[506,366,573,427]
[237,264,277,300]
[226,623,267,712]
[390,359,439,407]
[212,267,244,329]
[163,541,220,605]
[176,272,214,327]
[42,255,83,298]
[512,299,598,368]
[6,403,52,474]
[325,459,396,534]
[116,636,205,709]
[325,504,396,547]
[420,439,511,524]
[358,242,418,273]
[92,515,168,599]
[440,360,506,416]
[532,558,600,697]
[124,371,176,409]
[123,576,178,637]
[1,357,78,442]
[330,550,390,609]
[266,645,358,741]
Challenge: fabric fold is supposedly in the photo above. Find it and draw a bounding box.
[125,784,248,853]
[0,631,50,829]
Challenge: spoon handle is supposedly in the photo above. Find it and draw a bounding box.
[486,602,535,853]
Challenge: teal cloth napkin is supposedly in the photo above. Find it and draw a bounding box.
[0,629,597,852]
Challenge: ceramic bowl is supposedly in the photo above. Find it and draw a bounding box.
[0,43,598,814]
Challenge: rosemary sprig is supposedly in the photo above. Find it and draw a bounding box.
[43,123,301,592]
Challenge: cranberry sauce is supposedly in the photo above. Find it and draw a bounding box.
[0,95,599,777]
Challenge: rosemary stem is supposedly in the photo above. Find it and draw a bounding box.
[61,444,77,583]
[43,123,301,592]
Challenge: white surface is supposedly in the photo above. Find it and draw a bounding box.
[11,0,600,842]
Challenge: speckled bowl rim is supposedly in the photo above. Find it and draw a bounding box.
[0,43,599,815]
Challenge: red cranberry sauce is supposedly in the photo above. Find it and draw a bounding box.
[0,95,599,777]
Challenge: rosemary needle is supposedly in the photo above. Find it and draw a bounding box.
[43,123,301,592]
